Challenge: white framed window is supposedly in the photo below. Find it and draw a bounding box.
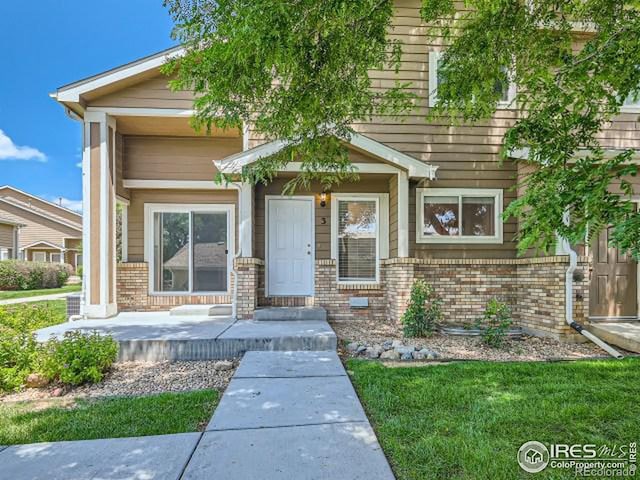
[0,248,10,260]
[416,188,503,244]
[331,193,389,284]
[622,89,640,113]
[429,51,516,108]
[75,253,83,267]
[32,251,47,262]
[50,253,62,263]
[144,204,235,295]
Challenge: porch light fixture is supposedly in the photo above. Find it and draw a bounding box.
[320,192,329,208]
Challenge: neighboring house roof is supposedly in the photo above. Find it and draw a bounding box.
[0,185,82,220]
[21,240,64,250]
[0,196,82,232]
[214,132,439,180]
[164,243,227,270]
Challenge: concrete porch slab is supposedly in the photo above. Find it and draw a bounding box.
[35,314,336,361]
[235,351,345,378]
[254,306,327,322]
[589,322,640,353]
[170,304,232,316]
[0,433,201,480]
[182,423,395,480]
[207,375,367,431]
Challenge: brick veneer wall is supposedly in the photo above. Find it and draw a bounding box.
[116,263,232,311]
[234,258,263,319]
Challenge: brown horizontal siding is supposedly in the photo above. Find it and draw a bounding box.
[0,203,81,249]
[123,136,243,181]
[0,224,14,249]
[126,189,239,262]
[0,187,82,225]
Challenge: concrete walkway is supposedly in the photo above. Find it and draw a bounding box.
[0,292,74,306]
[0,351,395,480]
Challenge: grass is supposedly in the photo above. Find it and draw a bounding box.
[0,390,219,445]
[0,284,81,301]
[347,358,640,480]
[1,299,68,326]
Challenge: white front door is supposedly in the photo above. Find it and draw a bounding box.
[267,197,314,296]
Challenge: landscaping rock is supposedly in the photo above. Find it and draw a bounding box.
[25,373,49,389]
[391,340,404,349]
[356,345,367,354]
[51,387,65,397]
[412,350,426,360]
[346,342,360,353]
[380,350,400,360]
[395,346,415,356]
[213,361,234,371]
[382,340,393,351]
[400,351,414,361]
[366,345,383,359]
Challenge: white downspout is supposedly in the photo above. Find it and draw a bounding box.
[561,211,623,359]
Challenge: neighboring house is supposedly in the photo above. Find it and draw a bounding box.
[50,1,639,341]
[0,216,23,260]
[0,186,83,271]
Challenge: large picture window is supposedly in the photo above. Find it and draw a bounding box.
[331,194,389,284]
[417,188,503,244]
[145,204,233,294]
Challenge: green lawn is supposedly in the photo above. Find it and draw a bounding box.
[0,284,81,301]
[347,358,640,480]
[0,390,219,445]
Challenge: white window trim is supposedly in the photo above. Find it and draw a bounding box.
[0,248,9,261]
[32,251,47,262]
[621,92,640,113]
[144,203,235,296]
[416,188,504,244]
[331,193,389,285]
[51,252,63,264]
[429,51,516,109]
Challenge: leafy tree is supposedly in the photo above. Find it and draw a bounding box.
[164,0,640,258]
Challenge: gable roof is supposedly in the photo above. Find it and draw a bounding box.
[0,216,24,227]
[0,186,82,220]
[52,46,185,105]
[21,240,64,251]
[214,132,439,180]
[0,196,82,232]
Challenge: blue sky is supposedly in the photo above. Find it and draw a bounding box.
[0,1,177,211]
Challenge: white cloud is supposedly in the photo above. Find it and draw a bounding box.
[46,196,83,213]
[0,130,46,162]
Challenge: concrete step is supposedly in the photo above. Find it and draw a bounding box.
[588,322,640,354]
[169,304,232,317]
[254,307,327,322]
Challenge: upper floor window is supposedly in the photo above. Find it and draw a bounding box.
[622,90,640,112]
[429,51,516,108]
[416,188,503,244]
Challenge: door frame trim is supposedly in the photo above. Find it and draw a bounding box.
[265,195,316,297]
[587,197,640,320]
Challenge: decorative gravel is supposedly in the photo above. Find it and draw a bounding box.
[331,321,617,362]
[1,360,237,403]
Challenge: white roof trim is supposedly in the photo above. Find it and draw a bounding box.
[510,147,640,162]
[214,133,438,179]
[21,240,64,250]
[53,47,185,103]
[0,198,82,232]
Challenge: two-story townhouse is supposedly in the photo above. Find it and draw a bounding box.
[0,186,83,270]
[51,0,639,341]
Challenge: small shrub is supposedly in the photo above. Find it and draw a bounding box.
[0,303,67,392]
[38,331,118,386]
[475,298,513,348]
[402,280,443,338]
[0,260,72,291]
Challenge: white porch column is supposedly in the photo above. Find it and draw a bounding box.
[239,182,253,257]
[397,171,409,258]
[82,112,118,318]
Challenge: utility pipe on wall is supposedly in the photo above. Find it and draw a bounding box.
[561,211,623,359]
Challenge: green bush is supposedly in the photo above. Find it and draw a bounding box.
[475,298,513,348]
[0,303,67,392]
[38,331,118,386]
[402,280,443,338]
[0,261,72,291]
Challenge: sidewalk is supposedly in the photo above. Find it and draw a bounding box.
[0,292,73,306]
[0,351,395,480]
